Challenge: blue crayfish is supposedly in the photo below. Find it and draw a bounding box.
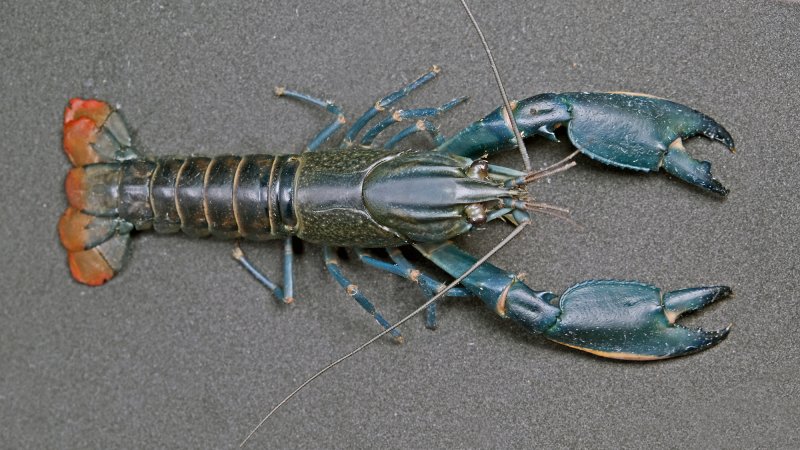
[59,66,733,361]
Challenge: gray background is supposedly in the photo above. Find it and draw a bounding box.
[2,1,798,448]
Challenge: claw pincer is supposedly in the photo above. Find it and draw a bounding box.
[437,92,735,194]
[417,242,731,360]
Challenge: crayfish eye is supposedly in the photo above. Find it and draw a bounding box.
[465,203,488,226]
[467,159,489,180]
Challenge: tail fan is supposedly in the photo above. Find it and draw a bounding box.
[60,99,139,286]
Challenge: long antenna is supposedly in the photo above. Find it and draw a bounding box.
[459,0,531,172]
[239,223,528,447]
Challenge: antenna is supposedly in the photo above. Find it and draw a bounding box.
[459,0,532,172]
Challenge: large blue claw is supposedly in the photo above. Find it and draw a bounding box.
[563,92,734,195]
[543,281,732,360]
[437,92,735,194]
[417,242,732,361]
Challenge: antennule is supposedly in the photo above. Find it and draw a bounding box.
[503,151,580,187]
[525,161,577,184]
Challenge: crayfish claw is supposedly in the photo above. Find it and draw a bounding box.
[536,124,560,142]
[541,280,732,360]
[419,243,732,361]
[663,285,732,324]
[436,91,736,194]
[663,138,729,195]
[685,108,736,152]
[561,92,736,194]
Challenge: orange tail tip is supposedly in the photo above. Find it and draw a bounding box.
[64,98,112,125]
[63,99,113,167]
[63,117,102,166]
[63,98,137,167]
[66,233,131,286]
[68,248,116,286]
[58,207,117,252]
[63,167,86,210]
[64,165,120,214]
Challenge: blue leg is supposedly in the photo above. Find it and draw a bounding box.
[233,241,292,304]
[341,66,441,148]
[354,247,471,299]
[275,87,347,152]
[386,248,471,330]
[323,246,404,343]
[384,120,445,150]
[354,247,471,330]
[359,96,467,147]
[282,237,294,303]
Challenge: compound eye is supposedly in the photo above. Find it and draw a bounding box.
[465,203,487,226]
[467,160,489,180]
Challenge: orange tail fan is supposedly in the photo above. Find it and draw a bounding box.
[60,99,138,286]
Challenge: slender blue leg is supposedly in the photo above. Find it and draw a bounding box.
[275,87,348,152]
[352,248,408,278]
[360,96,467,147]
[354,248,470,330]
[355,248,470,298]
[341,66,441,148]
[426,297,437,329]
[386,248,470,330]
[232,241,292,304]
[323,246,404,343]
[384,120,445,150]
[282,238,295,303]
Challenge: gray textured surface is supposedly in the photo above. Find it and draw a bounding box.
[2,1,798,448]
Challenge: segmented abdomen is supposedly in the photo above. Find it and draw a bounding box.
[120,155,278,240]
